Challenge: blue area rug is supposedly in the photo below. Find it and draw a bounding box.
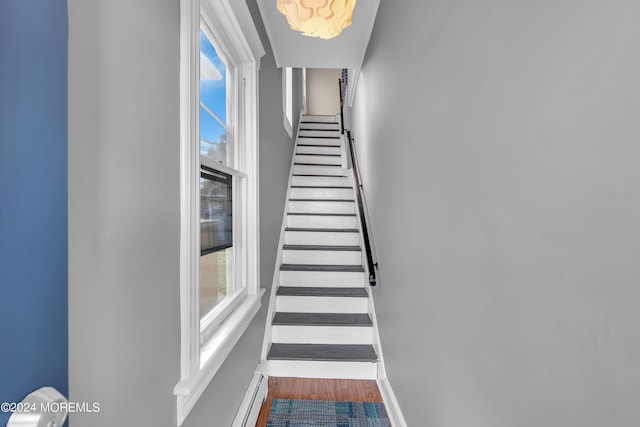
[267,399,391,427]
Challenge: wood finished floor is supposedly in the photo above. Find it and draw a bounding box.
[255,377,383,426]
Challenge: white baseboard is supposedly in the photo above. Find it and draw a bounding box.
[377,377,407,427]
[232,368,268,427]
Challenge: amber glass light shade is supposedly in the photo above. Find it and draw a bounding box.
[277,0,357,40]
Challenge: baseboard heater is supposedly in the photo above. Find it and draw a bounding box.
[232,370,268,427]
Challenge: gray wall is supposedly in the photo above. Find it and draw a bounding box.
[253,2,300,345]
[352,0,640,426]
[68,0,294,425]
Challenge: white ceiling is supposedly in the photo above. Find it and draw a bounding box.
[256,0,380,70]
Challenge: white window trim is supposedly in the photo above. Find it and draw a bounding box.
[302,67,307,114]
[175,0,264,425]
[282,67,293,138]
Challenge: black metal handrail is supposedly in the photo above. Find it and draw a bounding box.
[338,78,345,135]
[346,130,377,286]
[338,76,377,286]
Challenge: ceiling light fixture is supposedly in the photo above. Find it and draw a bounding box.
[277,0,357,40]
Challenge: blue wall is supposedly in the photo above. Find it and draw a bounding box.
[0,1,68,425]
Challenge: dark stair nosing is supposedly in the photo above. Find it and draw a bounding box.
[299,128,340,131]
[283,244,361,251]
[285,227,358,233]
[272,312,372,327]
[289,198,354,202]
[296,144,341,148]
[300,121,339,125]
[277,286,368,298]
[280,264,365,273]
[287,212,356,217]
[292,174,347,177]
[294,163,342,167]
[291,186,353,189]
[295,153,341,157]
[267,343,377,362]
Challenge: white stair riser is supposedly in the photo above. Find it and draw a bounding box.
[276,295,368,313]
[285,231,359,246]
[300,122,340,130]
[282,249,361,265]
[280,270,365,287]
[302,115,337,122]
[287,215,357,229]
[293,164,344,176]
[296,146,341,155]
[290,187,353,199]
[295,155,342,165]
[289,200,355,214]
[298,130,341,138]
[297,137,342,146]
[292,176,350,187]
[272,325,372,345]
[268,360,377,380]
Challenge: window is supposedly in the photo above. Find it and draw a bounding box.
[302,67,307,114]
[197,25,248,342]
[175,0,264,425]
[283,67,293,137]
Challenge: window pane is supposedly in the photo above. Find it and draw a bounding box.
[200,107,227,164]
[200,27,228,165]
[200,169,232,254]
[200,249,229,319]
[200,169,232,319]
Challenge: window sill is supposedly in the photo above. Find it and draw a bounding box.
[173,289,265,425]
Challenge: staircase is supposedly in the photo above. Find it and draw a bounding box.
[263,115,379,380]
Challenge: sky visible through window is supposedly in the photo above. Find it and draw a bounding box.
[200,28,227,163]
